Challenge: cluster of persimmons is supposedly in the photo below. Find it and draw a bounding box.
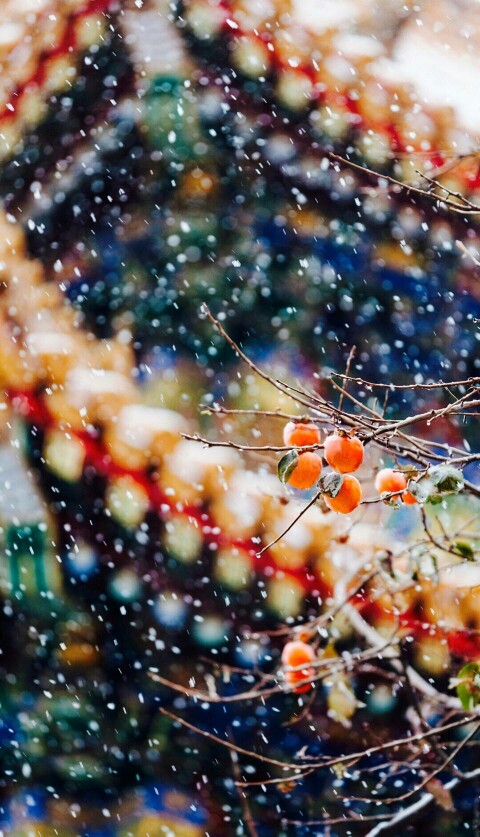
[280,421,417,514]
[279,421,417,692]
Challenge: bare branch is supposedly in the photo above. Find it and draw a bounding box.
[256,491,322,557]
[328,152,480,215]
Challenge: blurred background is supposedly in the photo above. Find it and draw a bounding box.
[0,0,479,834]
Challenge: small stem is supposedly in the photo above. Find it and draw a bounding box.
[338,345,356,414]
[256,490,322,558]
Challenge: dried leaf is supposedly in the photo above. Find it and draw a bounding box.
[319,472,344,498]
[426,778,454,812]
[278,781,297,794]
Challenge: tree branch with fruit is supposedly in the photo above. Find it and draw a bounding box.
[157,303,480,833]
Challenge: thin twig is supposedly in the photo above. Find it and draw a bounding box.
[338,345,356,413]
[181,432,323,453]
[366,766,480,836]
[328,152,480,215]
[256,490,322,557]
[229,733,260,837]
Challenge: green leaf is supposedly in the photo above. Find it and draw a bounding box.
[319,472,344,498]
[278,450,299,484]
[455,541,475,560]
[429,465,464,495]
[454,662,480,710]
[407,478,432,504]
[426,494,444,506]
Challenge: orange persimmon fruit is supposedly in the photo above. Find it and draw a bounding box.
[375,468,417,504]
[324,432,364,474]
[323,474,362,514]
[374,468,406,494]
[283,421,321,448]
[287,451,322,490]
[281,640,316,693]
